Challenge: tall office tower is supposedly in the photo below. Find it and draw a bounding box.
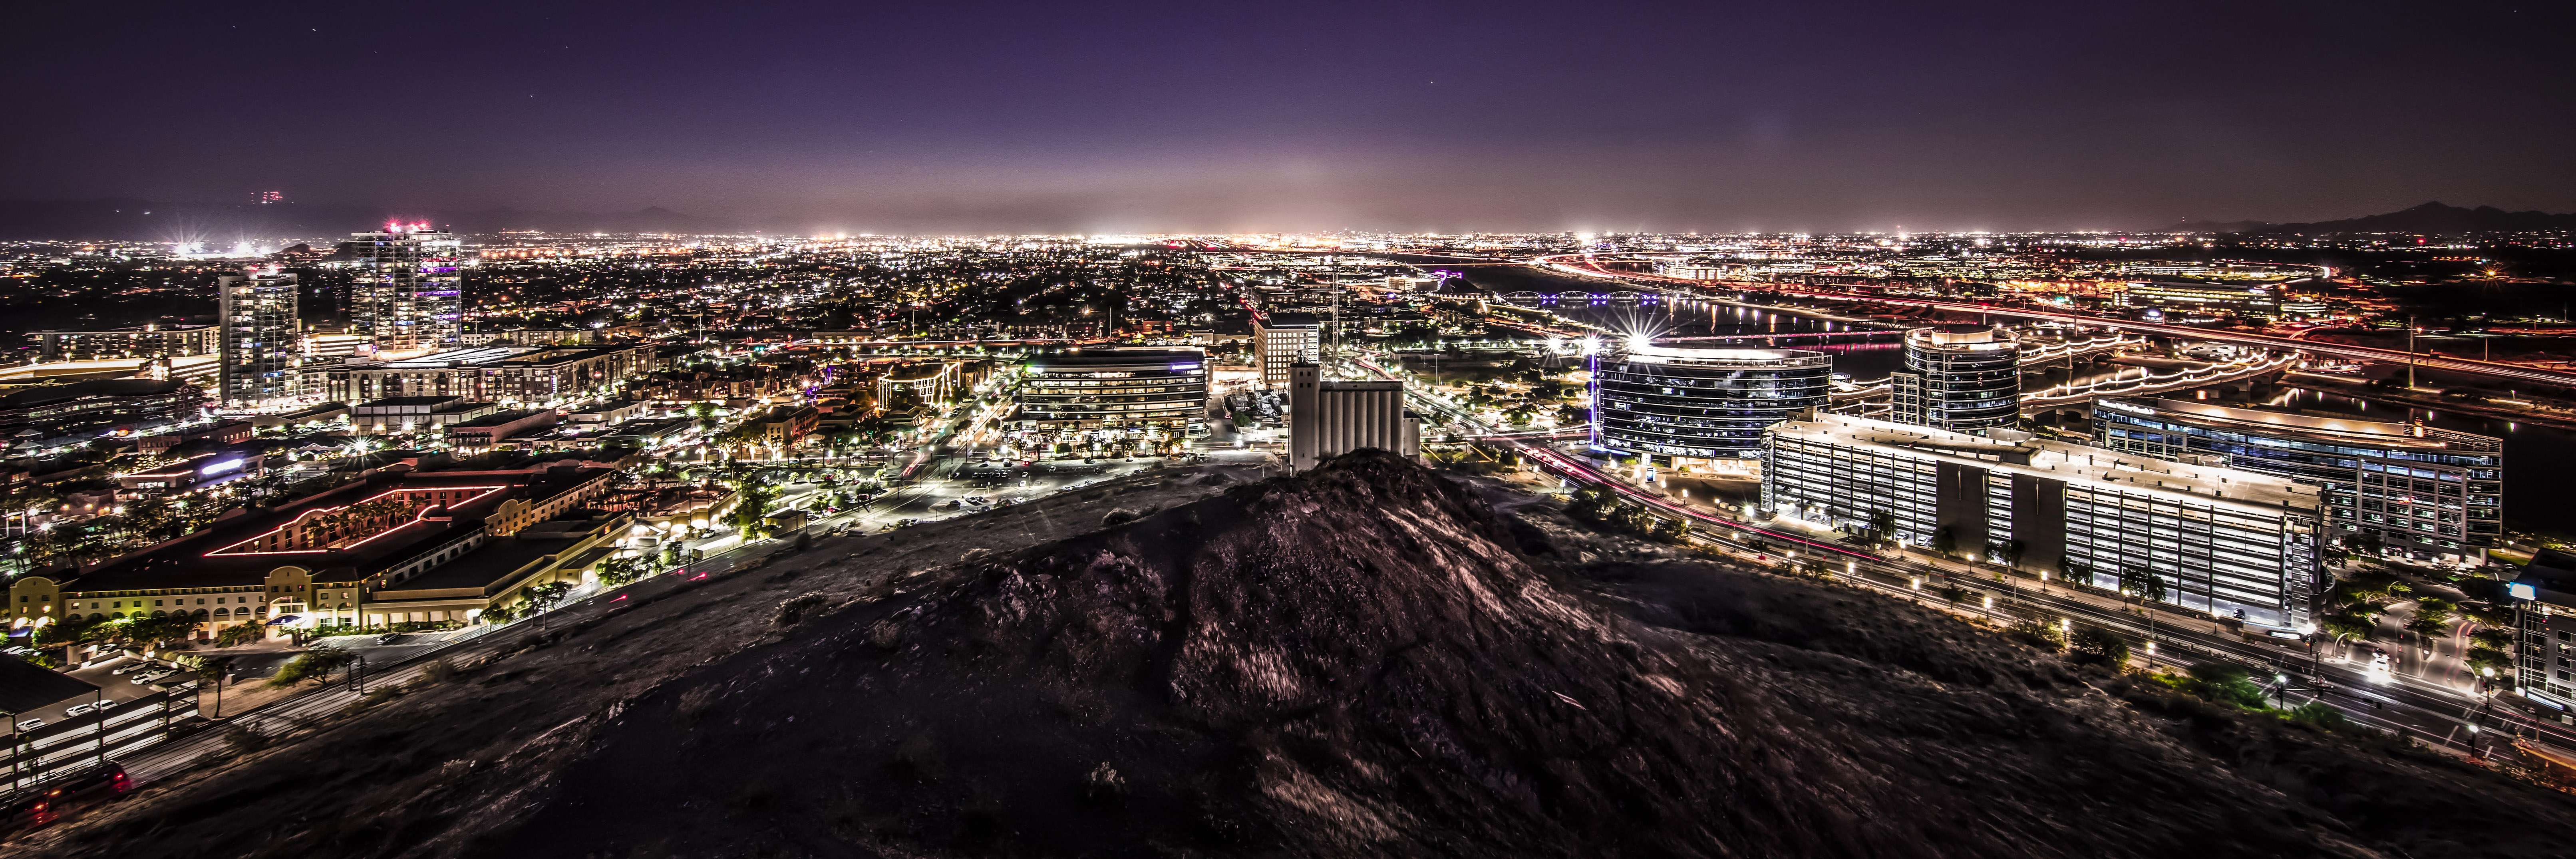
[1288,362,1419,471]
[1888,325,2021,432]
[346,223,462,354]
[217,269,301,409]
[1254,312,1322,389]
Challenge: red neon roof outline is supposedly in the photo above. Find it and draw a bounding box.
[203,485,509,557]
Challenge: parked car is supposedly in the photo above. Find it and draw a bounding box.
[16,718,43,730]
[376,633,403,645]
[64,704,96,717]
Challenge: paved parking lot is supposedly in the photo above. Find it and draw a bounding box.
[9,658,187,729]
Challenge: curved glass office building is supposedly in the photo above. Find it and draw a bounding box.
[1592,344,1831,461]
[2092,396,2502,559]
[1890,325,2021,431]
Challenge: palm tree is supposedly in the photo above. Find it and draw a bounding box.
[176,654,236,717]
[1867,509,1898,547]
[2320,612,2375,646]
[2117,566,2168,607]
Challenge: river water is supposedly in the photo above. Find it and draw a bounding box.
[1542,300,1906,380]
[1421,258,2569,532]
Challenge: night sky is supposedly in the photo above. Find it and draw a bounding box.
[4,1,2571,234]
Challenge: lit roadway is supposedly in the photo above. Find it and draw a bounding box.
[1534,254,2576,392]
[1357,354,2575,759]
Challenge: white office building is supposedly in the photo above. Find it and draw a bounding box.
[1255,313,1322,389]
[1764,410,2326,630]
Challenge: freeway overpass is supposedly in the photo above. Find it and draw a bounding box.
[1534,254,2576,392]
[1361,353,2570,762]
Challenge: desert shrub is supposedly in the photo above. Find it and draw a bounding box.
[224,724,272,754]
[267,648,357,688]
[889,732,944,782]
[868,619,904,650]
[2284,701,2349,730]
[2067,626,2130,669]
[1084,762,1127,804]
[2008,616,2068,652]
[775,593,828,626]
[215,623,264,648]
[677,684,725,727]
[2165,663,2271,710]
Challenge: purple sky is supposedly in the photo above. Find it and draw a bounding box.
[4,1,2571,233]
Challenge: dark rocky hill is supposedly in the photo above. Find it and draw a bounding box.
[22,453,2576,858]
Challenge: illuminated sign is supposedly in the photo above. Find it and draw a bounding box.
[198,458,245,476]
[2511,583,2537,601]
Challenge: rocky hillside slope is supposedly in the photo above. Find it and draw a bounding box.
[24,453,2576,858]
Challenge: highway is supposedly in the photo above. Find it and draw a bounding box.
[1532,253,2576,392]
[1358,352,2573,760]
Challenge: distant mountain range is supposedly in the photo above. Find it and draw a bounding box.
[2171,201,2576,236]
[0,199,744,242]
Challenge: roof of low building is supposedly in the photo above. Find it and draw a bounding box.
[1772,412,2319,514]
[0,656,99,715]
[54,463,612,594]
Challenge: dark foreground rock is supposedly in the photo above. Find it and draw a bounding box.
[26,452,2576,857]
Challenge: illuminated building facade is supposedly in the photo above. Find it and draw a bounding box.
[347,223,463,354]
[2091,397,2502,559]
[2120,280,2285,319]
[6,462,620,638]
[1592,345,1830,461]
[217,269,301,410]
[1255,313,1322,389]
[1888,325,2020,432]
[1765,411,2325,630]
[2510,550,2576,707]
[319,345,650,407]
[1014,349,1208,436]
[34,324,218,361]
